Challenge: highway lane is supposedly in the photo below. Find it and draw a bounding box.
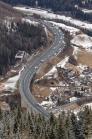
[19,19,65,118]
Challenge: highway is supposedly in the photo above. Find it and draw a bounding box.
[19,19,65,118]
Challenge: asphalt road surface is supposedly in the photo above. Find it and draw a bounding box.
[19,18,65,118]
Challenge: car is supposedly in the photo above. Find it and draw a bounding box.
[54,53,57,56]
[53,47,55,49]
[35,66,37,69]
[62,41,65,44]
[41,59,44,62]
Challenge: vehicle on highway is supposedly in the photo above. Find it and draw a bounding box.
[41,59,44,62]
[54,53,57,56]
[62,41,65,44]
[19,19,65,118]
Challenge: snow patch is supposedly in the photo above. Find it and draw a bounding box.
[71,34,92,51]
[57,56,69,68]
[82,8,92,13]
[85,103,92,107]
[45,66,57,76]
[49,21,80,34]
[73,46,79,55]
[50,87,57,91]
[40,101,54,106]
[22,18,38,25]
[77,64,87,72]
[5,66,24,92]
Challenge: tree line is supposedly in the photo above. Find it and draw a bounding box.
[1,0,92,22]
[0,105,92,138]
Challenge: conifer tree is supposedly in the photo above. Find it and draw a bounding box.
[57,117,68,139]
[0,107,2,120]
[71,113,80,139]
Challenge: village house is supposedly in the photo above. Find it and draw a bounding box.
[69,97,78,102]
[82,66,91,75]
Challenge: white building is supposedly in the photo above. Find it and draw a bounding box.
[69,97,78,102]
[15,51,26,63]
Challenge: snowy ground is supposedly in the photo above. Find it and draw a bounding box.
[14,6,92,31]
[71,33,92,72]
[22,18,38,25]
[71,34,92,52]
[14,7,48,15]
[72,103,92,115]
[77,64,87,73]
[57,56,69,68]
[5,66,24,92]
[48,21,80,35]
[82,8,92,13]
[85,103,92,107]
[40,56,69,81]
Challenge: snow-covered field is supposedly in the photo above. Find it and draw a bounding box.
[5,66,24,92]
[49,21,80,35]
[82,8,92,13]
[5,75,20,91]
[14,7,48,15]
[22,18,38,25]
[71,34,92,52]
[57,56,69,68]
[14,6,92,31]
[71,33,92,72]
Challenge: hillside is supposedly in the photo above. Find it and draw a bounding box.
[1,0,92,22]
[0,106,92,139]
[0,1,22,19]
[0,2,48,76]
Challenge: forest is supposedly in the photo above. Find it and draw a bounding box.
[0,1,47,75]
[0,21,47,75]
[0,105,92,139]
[1,0,92,22]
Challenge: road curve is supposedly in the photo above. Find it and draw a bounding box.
[19,20,65,118]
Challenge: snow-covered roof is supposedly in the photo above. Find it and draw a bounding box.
[15,51,25,59]
[69,97,78,102]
